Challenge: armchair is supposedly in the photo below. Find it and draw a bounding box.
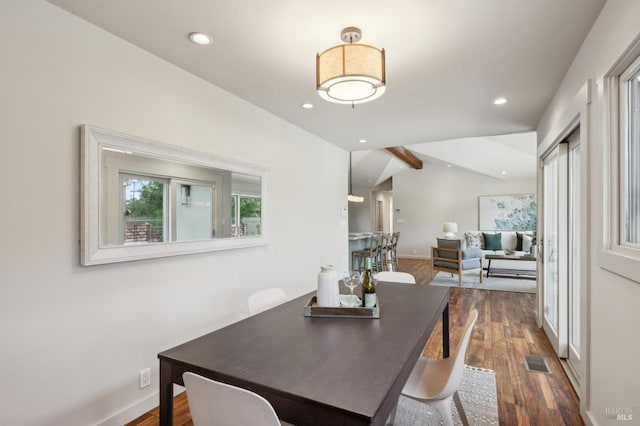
[431,238,483,287]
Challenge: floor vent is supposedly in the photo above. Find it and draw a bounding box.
[523,355,551,374]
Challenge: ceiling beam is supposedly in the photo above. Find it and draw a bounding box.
[385,146,423,169]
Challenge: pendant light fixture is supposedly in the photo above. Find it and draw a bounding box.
[317,27,386,105]
[348,152,364,203]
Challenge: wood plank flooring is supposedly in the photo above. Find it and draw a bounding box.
[127,258,582,426]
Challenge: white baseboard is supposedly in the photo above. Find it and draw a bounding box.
[397,254,430,260]
[95,392,158,426]
[95,386,185,426]
[583,408,596,426]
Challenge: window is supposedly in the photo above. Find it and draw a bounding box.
[620,57,640,247]
[601,43,640,283]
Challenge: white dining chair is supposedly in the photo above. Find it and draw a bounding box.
[376,271,416,284]
[247,287,287,315]
[183,372,294,426]
[389,309,479,426]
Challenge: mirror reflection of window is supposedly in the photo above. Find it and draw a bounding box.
[175,183,214,241]
[231,194,261,237]
[121,175,167,244]
[83,126,268,265]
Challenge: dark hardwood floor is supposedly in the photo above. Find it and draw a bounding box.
[127,258,582,426]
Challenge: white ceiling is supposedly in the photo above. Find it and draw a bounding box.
[352,131,537,187]
[48,0,605,183]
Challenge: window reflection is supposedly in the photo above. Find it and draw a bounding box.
[81,125,268,265]
[176,183,214,240]
[122,176,167,243]
[231,195,262,237]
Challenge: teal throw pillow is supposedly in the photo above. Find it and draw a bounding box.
[516,232,523,251]
[483,232,502,250]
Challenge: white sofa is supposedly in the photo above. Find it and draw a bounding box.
[462,231,536,273]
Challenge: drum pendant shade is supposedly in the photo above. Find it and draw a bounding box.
[316,28,385,104]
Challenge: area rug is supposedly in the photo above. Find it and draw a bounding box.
[429,271,536,293]
[390,365,498,426]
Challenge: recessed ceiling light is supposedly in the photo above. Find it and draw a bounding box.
[494,98,507,105]
[501,170,508,175]
[447,164,452,168]
[359,139,367,144]
[189,32,213,45]
[301,103,314,109]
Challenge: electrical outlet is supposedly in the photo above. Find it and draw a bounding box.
[139,368,151,389]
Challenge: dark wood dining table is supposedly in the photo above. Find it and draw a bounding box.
[158,283,450,426]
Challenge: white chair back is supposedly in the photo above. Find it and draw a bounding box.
[376,271,416,284]
[393,309,479,426]
[183,372,282,426]
[247,288,287,315]
[437,309,479,398]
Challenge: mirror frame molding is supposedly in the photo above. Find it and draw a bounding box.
[80,125,269,266]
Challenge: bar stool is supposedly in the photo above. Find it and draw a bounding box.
[352,248,368,272]
[351,235,372,272]
[369,233,384,273]
[354,234,381,272]
[378,233,392,271]
[389,232,400,271]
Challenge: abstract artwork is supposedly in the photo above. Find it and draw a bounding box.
[479,194,537,231]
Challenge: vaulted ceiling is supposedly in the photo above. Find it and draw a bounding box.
[48,0,605,183]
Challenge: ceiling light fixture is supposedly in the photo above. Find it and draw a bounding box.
[189,32,213,45]
[359,139,367,144]
[317,27,385,105]
[348,152,364,203]
[301,103,314,109]
[494,97,507,105]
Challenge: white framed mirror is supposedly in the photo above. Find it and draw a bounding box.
[80,125,269,265]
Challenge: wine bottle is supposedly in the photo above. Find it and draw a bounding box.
[362,257,376,308]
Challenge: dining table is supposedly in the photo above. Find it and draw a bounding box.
[158,282,450,425]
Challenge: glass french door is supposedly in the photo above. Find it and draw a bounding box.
[541,127,582,383]
[542,144,568,358]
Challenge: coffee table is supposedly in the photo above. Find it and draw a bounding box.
[485,253,537,278]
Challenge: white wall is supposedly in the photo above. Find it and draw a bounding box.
[348,187,372,232]
[536,1,640,424]
[0,2,347,425]
[348,179,394,233]
[393,165,536,258]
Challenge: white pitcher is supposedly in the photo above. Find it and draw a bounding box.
[317,265,340,307]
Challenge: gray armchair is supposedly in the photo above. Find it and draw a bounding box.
[431,238,483,287]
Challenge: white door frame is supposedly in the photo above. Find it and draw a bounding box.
[536,80,591,417]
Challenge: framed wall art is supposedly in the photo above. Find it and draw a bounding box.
[478,194,537,231]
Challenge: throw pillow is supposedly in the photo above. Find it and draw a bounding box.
[516,232,523,251]
[462,248,483,260]
[523,235,533,252]
[483,232,502,250]
[464,232,483,249]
